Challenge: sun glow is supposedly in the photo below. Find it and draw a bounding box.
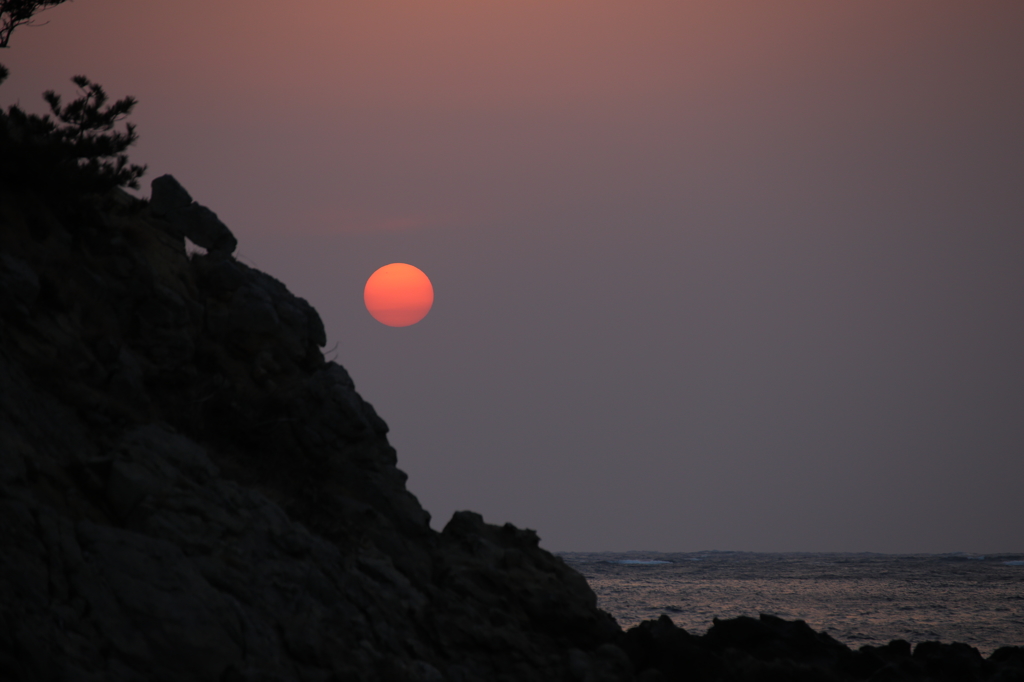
[363,263,434,327]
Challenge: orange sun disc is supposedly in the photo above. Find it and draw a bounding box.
[363,263,434,327]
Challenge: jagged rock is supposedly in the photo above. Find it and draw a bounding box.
[0,180,619,682]
[149,174,237,254]
[148,174,193,216]
[912,641,990,681]
[196,254,326,370]
[704,613,853,667]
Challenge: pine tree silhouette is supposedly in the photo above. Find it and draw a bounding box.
[0,0,70,48]
[1,73,146,192]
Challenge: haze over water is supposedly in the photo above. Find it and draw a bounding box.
[563,552,1024,654]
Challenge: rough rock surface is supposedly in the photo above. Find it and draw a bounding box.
[1,177,1021,682]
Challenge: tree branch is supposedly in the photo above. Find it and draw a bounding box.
[0,0,71,48]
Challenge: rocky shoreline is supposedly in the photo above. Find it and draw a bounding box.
[1,177,1021,681]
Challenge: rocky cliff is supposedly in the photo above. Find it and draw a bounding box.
[0,176,620,682]
[1,177,1022,682]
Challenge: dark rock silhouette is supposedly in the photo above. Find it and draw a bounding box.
[149,174,237,255]
[0,176,1020,681]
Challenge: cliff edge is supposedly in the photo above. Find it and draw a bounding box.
[0,176,618,682]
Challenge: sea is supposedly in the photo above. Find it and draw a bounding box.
[559,552,1024,655]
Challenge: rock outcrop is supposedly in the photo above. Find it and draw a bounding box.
[149,174,237,255]
[1,176,1021,682]
[0,177,619,682]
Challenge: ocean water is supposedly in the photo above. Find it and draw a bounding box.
[560,552,1024,655]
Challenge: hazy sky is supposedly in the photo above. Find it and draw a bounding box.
[4,1,1022,552]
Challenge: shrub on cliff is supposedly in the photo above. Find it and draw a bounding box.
[0,68,146,194]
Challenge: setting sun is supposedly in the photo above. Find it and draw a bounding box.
[363,263,434,327]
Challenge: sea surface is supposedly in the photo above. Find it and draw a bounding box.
[559,552,1024,655]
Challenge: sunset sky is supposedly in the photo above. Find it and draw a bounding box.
[4,0,1022,552]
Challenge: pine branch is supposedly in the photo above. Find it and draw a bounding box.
[2,73,146,193]
[0,0,71,48]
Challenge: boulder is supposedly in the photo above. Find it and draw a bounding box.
[150,174,237,254]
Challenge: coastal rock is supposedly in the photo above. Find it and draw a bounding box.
[0,179,617,682]
[617,613,1024,682]
[1,176,1021,682]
